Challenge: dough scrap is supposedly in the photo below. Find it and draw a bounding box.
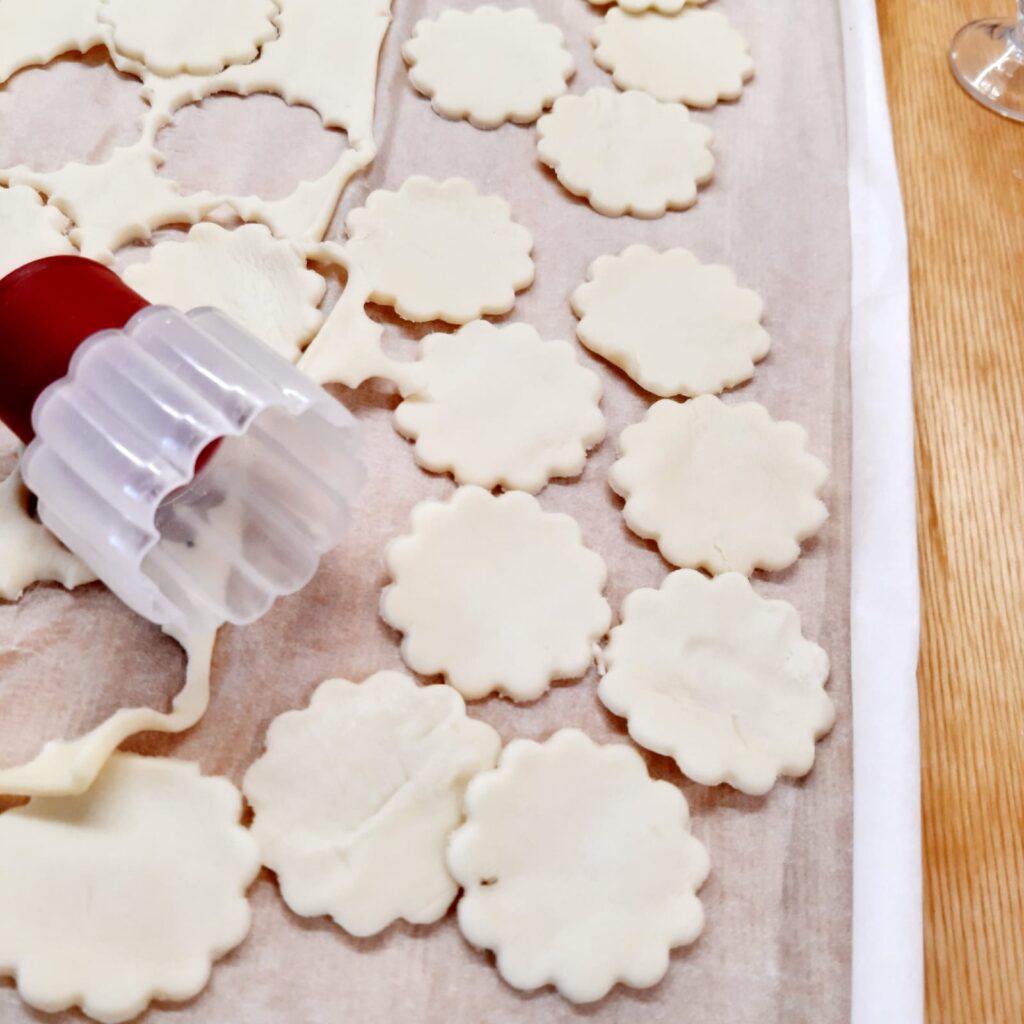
[584,0,707,15]
[100,0,279,77]
[124,222,325,362]
[0,0,104,86]
[243,670,501,936]
[593,8,754,109]
[0,469,96,601]
[0,629,215,797]
[394,320,605,493]
[381,487,611,702]
[0,753,259,1023]
[609,396,828,575]
[402,6,574,129]
[536,88,713,218]
[571,245,769,398]
[345,176,534,324]
[0,184,75,279]
[448,728,709,1003]
[1,0,391,259]
[598,570,834,795]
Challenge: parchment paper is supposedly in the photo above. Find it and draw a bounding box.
[0,0,853,1020]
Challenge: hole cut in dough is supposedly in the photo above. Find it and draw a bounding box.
[609,396,828,575]
[345,176,535,324]
[0,52,146,172]
[571,245,769,398]
[593,8,755,109]
[448,729,710,1003]
[156,93,348,201]
[123,222,326,362]
[100,0,279,77]
[0,0,105,87]
[598,570,834,795]
[394,320,605,493]
[0,753,260,1023]
[381,487,611,702]
[243,670,501,936]
[0,184,74,279]
[402,6,574,129]
[536,88,714,218]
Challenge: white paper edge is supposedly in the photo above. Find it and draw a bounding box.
[840,2,924,1022]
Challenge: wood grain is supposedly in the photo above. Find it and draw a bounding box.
[877,3,1024,1020]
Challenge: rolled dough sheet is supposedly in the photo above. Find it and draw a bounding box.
[0,0,852,1020]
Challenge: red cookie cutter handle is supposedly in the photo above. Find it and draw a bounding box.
[0,256,149,444]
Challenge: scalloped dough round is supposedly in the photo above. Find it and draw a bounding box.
[403,7,574,129]
[599,570,835,795]
[584,0,706,14]
[381,487,611,702]
[394,320,605,493]
[593,8,754,109]
[0,184,74,278]
[100,0,279,76]
[571,245,769,397]
[244,671,500,936]
[345,176,534,323]
[448,729,709,1003]
[609,396,828,575]
[536,88,713,218]
[124,222,325,361]
[0,753,259,1023]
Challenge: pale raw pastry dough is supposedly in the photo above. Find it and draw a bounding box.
[593,8,754,109]
[536,88,714,218]
[100,0,279,77]
[381,487,611,701]
[0,469,95,601]
[345,176,535,324]
[447,729,709,1003]
[402,7,574,129]
[295,239,421,394]
[0,629,215,797]
[598,570,834,795]
[584,0,707,15]
[1,0,392,258]
[571,245,769,398]
[394,320,605,493]
[124,222,325,362]
[609,396,828,575]
[0,0,104,86]
[0,184,75,278]
[243,671,501,936]
[0,753,259,1023]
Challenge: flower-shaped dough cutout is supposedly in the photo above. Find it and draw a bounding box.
[100,0,279,76]
[243,671,501,937]
[571,245,769,398]
[536,88,713,218]
[0,470,96,601]
[0,184,74,278]
[381,487,611,701]
[448,729,709,1003]
[124,222,325,362]
[593,8,754,109]
[609,396,828,575]
[402,7,574,129]
[584,0,707,14]
[345,176,535,324]
[599,570,834,795]
[394,321,605,493]
[0,753,259,1023]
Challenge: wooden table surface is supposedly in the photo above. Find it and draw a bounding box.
[876,2,1024,1020]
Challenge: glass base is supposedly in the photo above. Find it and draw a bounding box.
[950,17,1024,121]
